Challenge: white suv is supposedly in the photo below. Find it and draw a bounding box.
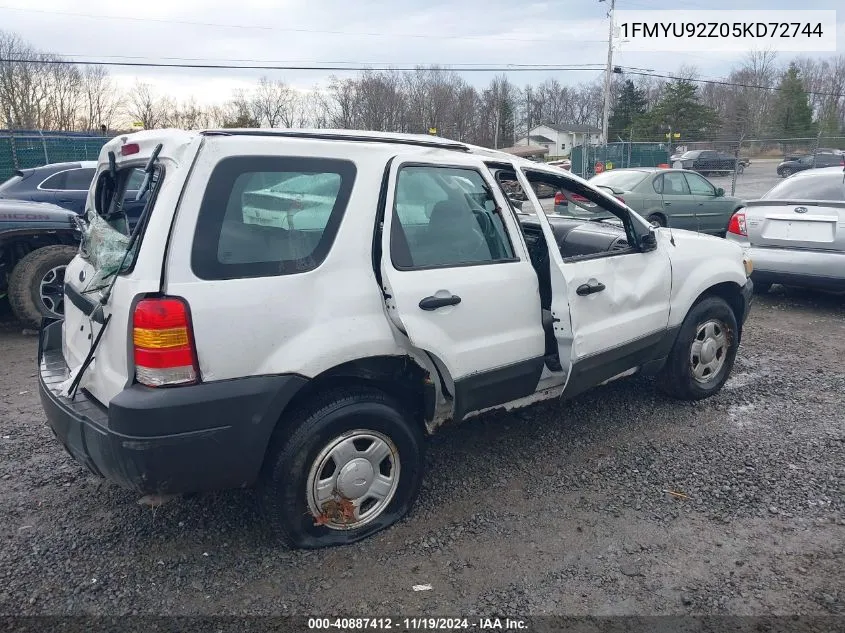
[38,129,753,548]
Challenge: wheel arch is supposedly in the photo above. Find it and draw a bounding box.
[690,281,747,342]
[263,353,440,452]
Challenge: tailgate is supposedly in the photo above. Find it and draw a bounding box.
[60,131,202,406]
[745,200,845,251]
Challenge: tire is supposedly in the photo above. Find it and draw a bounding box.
[261,386,425,549]
[657,296,739,401]
[753,282,772,295]
[8,245,78,329]
[647,213,666,228]
[780,168,792,178]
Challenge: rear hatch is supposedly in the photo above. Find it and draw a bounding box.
[60,131,202,406]
[745,200,845,251]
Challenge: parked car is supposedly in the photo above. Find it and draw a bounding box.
[0,199,80,328]
[561,168,745,236]
[776,151,844,178]
[726,166,845,293]
[39,129,752,549]
[672,150,740,175]
[0,161,147,226]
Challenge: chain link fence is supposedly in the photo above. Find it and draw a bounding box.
[568,136,845,195]
[0,130,114,182]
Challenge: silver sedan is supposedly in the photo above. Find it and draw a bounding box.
[726,167,845,293]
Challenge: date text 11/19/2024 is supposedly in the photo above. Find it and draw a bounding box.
[307,617,528,631]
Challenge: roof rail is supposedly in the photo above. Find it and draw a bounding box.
[200,129,470,152]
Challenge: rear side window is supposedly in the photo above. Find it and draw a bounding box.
[40,171,68,190]
[192,156,356,280]
[64,168,95,190]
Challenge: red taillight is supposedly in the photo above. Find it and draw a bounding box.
[121,143,140,156]
[132,297,199,387]
[571,193,589,202]
[554,191,564,205]
[615,195,625,204]
[727,211,747,237]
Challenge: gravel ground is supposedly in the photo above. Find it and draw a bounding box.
[0,287,843,618]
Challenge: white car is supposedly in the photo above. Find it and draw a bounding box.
[726,167,845,293]
[38,129,753,548]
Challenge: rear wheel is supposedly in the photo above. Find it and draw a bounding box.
[658,296,738,400]
[261,387,425,549]
[8,245,78,329]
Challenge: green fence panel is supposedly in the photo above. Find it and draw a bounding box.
[569,142,671,178]
[0,132,113,182]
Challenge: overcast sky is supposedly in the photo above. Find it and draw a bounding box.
[1,0,842,103]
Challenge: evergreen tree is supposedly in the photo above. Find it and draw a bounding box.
[641,79,720,140]
[608,80,647,140]
[772,63,814,138]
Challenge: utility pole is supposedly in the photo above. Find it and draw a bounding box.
[600,0,615,146]
[526,87,531,147]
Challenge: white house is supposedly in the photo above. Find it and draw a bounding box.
[516,124,602,156]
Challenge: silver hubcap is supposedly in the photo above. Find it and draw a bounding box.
[690,319,729,383]
[39,265,67,316]
[306,429,400,530]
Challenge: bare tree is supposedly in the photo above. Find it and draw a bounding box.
[125,82,168,129]
[47,62,82,130]
[0,30,52,128]
[80,65,122,132]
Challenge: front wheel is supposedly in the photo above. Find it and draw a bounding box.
[657,296,738,400]
[261,387,424,549]
[647,213,666,228]
[780,168,792,178]
[7,245,78,329]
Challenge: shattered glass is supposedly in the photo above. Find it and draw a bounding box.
[78,210,133,292]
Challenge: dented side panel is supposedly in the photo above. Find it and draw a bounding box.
[564,244,672,361]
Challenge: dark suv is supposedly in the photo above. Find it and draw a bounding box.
[777,151,845,177]
[0,161,146,222]
[0,199,80,328]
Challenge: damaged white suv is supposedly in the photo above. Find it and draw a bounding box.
[38,129,753,548]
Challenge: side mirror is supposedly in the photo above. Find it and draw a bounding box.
[640,227,658,252]
[715,187,725,197]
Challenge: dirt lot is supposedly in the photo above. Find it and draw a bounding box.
[0,287,843,618]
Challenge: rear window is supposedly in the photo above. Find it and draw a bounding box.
[192,156,356,280]
[589,170,648,190]
[762,173,845,201]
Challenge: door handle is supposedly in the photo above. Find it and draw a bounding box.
[419,294,462,310]
[664,202,671,206]
[576,282,605,296]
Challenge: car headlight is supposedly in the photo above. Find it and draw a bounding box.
[743,257,753,277]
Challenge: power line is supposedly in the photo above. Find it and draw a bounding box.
[0,5,608,44]
[53,54,609,68]
[0,58,614,72]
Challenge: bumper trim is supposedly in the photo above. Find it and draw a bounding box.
[38,320,309,494]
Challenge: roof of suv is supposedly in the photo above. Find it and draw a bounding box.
[203,128,472,152]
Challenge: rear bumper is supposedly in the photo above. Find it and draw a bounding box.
[38,320,307,494]
[746,246,845,291]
